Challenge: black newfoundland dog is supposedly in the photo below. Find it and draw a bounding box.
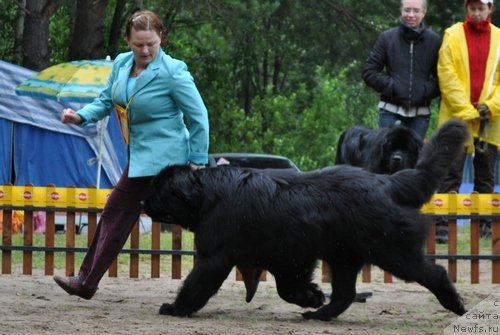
[335,124,423,174]
[144,120,467,321]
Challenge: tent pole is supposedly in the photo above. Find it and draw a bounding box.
[96,119,106,189]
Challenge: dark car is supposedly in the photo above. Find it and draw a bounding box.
[208,153,300,171]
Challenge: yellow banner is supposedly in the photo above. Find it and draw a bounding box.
[422,194,450,215]
[1,187,500,215]
[0,185,112,209]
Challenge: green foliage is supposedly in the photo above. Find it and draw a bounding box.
[206,63,377,171]
[210,102,264,153]
[0,2,17,62]
[49,5,71,64]
[285,64,377,170]
[3,0,472,169]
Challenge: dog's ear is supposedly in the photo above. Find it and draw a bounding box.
[365,131,387,172]
[169,166,203,206]
[152,165,202,205]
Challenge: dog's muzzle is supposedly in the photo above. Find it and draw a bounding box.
[141,200,176,224]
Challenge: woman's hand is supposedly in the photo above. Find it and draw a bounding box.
[477,104,491,122]
[61,108,83,124]
[189,162,205,171]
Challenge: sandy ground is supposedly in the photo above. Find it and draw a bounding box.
[0,270,498,335]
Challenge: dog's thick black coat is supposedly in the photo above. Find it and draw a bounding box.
[335,125,423,174]
[144,120,467,321]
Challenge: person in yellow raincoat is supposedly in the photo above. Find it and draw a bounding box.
[436,0,500,242]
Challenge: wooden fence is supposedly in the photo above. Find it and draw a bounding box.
[0,207,191,279]
[0,185,499,283]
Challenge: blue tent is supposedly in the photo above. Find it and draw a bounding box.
[0,60,126,188]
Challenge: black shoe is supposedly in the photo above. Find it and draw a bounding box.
[53,275,97,300]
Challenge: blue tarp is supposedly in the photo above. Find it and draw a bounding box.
[0,60,126,188]
[0,118,13,183]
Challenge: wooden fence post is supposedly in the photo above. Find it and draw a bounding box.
[322,262,330,283]
[492,194,500,283]
[22,184,34,275]
[448,193,457,282]
[493,221,500,283]
[172,224,182,279]
[22,209,33,275]
[151,220,160,278]
[1,184,13,274]
[425,195,437,264]
[470,193,480,283]
[361,264,371,283]
[130,220,139,278]
[65,186,76,276]
[2,208,12,274]
[44,184,56,276]
[427,221,436,265]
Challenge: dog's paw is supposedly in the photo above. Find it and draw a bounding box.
[159,303,176,315]
[455,302,467,316]
[285,283,325,308]
[302,310,332,321]
[159,303,194,317]
[305,284,326,308]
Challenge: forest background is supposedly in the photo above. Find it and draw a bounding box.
[2,0,499,171]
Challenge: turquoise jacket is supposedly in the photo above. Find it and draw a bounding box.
[77,50,209,178]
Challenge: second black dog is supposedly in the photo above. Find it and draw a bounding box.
[335,124,423,174]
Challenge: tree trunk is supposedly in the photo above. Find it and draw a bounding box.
[22,0,63,70]
[132,0,144,13]
[68,0,109,60]
[13,0,26,65]
[107,0,126,59]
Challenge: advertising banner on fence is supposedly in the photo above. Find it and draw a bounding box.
[0,185,111,209]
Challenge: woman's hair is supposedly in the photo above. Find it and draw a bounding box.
[400,0,428,11]
[125,10,165,40]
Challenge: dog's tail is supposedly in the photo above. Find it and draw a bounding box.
[389,119,468,208]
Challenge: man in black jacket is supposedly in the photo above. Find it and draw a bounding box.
[362,0,441,140]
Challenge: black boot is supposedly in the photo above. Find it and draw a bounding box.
[435,219,448,244]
